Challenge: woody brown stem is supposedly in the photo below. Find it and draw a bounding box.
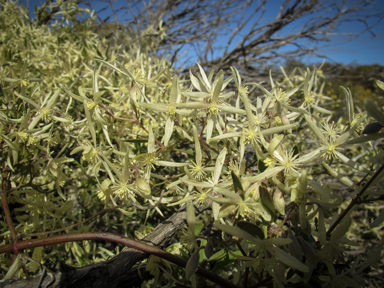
[0,232,239,288]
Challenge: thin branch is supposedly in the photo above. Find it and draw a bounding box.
[326,163,384,238]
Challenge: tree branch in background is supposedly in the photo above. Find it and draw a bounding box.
[79,0,382,82]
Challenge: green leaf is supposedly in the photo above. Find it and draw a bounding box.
[3,254,21,280]
[212,255,232,272]
[258,159,267,173]
[376,79,384,91]
[304,114,328,145]
[341,86,354,124]
[1,134,19,152]
[259,186,275,219]
[30,246,43,271]
[312,104,333,115]
[196,63,211,90]
[213,186,242,202]
[370,209,384,228]
[204,239,214,259]
[231,171,244,193]
[214,223,259,243]
[261,123,299,136]
[186,249,200,280]
[83,99,97,147]
[194,223,204,236]
[207,249,227,262]
[347,132,384,144]
[218,204,237,218]
[237,220,265,240]
[212,72,223,103]
[322,161,355,187]
[190,70,207,92]
[14,90,40,109]
[330,218,351,243]
[209,132,242,142]
[243,166,284,182]
[273,247,309,273]
[213,147,227,184]
[364,99,384,126]
[268,134,284,156]
[95,58,134,79]
[187,201,196,233]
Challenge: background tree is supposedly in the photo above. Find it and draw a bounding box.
[27,0,383,80]
[77,0,383,80]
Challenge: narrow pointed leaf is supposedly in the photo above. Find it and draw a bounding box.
[237,220,265,239]
[273,247,309,273]
[214,223,259,243]
[186,249,200,280]
[364,99,384,126]
[304,114,328,145]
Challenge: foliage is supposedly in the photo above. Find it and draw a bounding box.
[1,1,384,287]
[283,59,384,114]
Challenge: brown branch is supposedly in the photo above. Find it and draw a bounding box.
[1,170,17,243]
[0,231,238,288]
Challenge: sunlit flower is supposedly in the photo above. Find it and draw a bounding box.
[243,126,261,146]
[144,153,159,170]
[240,85,249,95]
[254,112,268,126]
[17,131,29,142]
[112,179,135,200]
[208,103,220,115]
[321,121,342,142]
[351,113,365,133]
[38,107,52,120]
[63,115,74,131]
[196,190,210,206]
[234,199,268,220]
[274,147,300,176]
[189,160,206,180]
[228,160,241,176]
[27,136,38,146]
[168,105,176,117]
[320,142,343,160]
[274,88,291,105]
[304,91,316,107]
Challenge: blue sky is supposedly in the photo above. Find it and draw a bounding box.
[19,0,384,66]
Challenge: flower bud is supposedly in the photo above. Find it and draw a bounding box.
[273,189,285,215]
[136,178,151,195]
